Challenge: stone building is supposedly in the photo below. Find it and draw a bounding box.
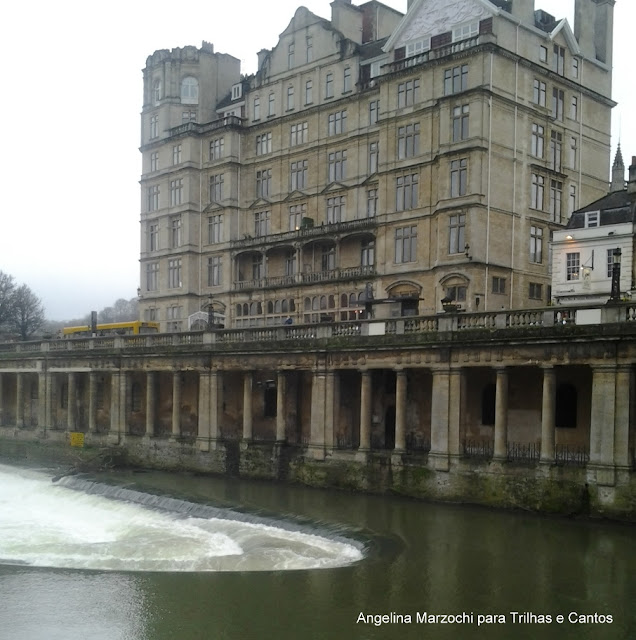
[138,0,615,332]
[552,148,636,305]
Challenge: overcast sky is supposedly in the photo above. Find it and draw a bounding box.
[1,0,633,320]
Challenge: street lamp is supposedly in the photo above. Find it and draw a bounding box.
[609,247,622,303]
[206,295,215,330]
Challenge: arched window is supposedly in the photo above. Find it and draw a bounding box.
[289,299,295,312]
[242,303,249,316]
[556,383,577,428]
[320,295,327,310]
[267,301,274,314]
[312,297,320,311]
[304,297,311,311]
[481,383,496,426]
[181,77,199,104]
[236,304,243,317]
[152,79,161,106]
[341,293,349,308]
[328,295,335,309]
[274,300,282,313]
[281,299,288,313]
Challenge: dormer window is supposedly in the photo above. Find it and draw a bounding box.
[452,22,478,42]
[405,38,430,57]
[181,77,199,104]
[232,84,242,101]
[585,211,599,228]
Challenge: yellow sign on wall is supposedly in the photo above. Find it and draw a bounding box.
[69,432,85,448]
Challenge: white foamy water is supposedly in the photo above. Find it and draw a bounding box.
[0,464,363,572]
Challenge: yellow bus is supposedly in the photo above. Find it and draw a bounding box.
[62,321,160,338]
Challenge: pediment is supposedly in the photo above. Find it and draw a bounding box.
[283,189,308,202]
[361,173,379,186]
[384,0,495,52]
[248,198,272,209]
[549,19,581,56]
[203,202,223,214]
[321,181,347,195]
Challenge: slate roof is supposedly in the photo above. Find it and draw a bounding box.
[567,190,636,229]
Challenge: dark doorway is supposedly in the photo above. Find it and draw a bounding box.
[385,405,396,450]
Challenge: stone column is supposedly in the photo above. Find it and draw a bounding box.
[16,373,24,429]
[394,370,407,452]
[614,365,632,470]
[145,371,156,437]
[109,372,121,443]
[172,371,181,438]
[493,367,508,461]
[198,371,211,451]
[38,370,49,433]
[358,370,371,451]
[589,364,620,485]
[276,371,286,442]
[67,372,76,432]
[309,370,326,459]
[0,372,3,426]
[210,371,221,442]
[46,372,54,430]
[325,371,336,452]
[448,369,463,459]
[242,371,253,441]
[88,372,98,434]
[540,366,556,463]
[430,368,451,471]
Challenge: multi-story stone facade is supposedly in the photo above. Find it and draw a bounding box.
[139,0,615,332]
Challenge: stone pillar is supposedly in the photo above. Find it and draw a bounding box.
[0,372,3,426]
[172,371,181,438]
[540,366,556,464]
[38,370,49,433]
[589,365,620,485]
[16,373,24,428]
[88,372,98,434]
[242,371,253,441]
[394,370,407,451]
[448,369,463,459]
[430,368,451,471]
[358,370,372,451]
[198,371,211,451]
[614,365,632,470]
[211,371,221,442]
[325,371,336,452]
[67,372,76,432]
[109,372,121,443]
[276,371,286,442]
[309,369,326,459]
[493,367,508,461]
[145,372,156,437]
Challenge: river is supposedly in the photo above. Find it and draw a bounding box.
[0,462,633,639]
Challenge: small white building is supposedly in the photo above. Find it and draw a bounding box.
[552,148,636,305]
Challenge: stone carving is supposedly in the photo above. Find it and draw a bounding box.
[399,0,490,45]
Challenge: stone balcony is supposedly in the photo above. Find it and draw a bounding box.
[234,265,376,291]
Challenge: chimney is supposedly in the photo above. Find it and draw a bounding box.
[257,49,269,71]
[574,0,614,65]
[628,156,636,194]
[510,0,535,25]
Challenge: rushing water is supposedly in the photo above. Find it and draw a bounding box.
[0,462,634,640]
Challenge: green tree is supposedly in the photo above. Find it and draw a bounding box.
[0,271,16,326]
[9,284,45,340]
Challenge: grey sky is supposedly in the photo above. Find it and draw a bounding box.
[1,0,632,320]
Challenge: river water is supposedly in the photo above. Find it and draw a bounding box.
[0,462,634,640]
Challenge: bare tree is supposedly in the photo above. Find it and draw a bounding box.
[0,271,16,326]
[9,284,45,340]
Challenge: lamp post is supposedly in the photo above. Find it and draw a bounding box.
[206,296,214,330]
[609,247,622,303]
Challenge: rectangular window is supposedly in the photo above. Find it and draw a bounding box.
[450,159,467,197]
[398,79,420,107]
[529,282,543,300]
[169,179,183,207]
[395,226,417,263]
[210,138,224,161]
[492,276,506,294]
[572,58,579,79]
[539,46,548,63]
[148,223,158,252]
[305,80,313,105]
[586,211,599,228]
[150,152,159,172]
[147,185,159,212]
[566,252,580,281]
[569,137,578,169]
[290,122,308,146]
[452,105,469,141]
[552,88,564,120]
[361,239,375,267]
[327,150,346,182]
[289,203,306,230]
[287,85,295,110]
[254,210,271,237]
[550,131,562,172]
[328,110,347,135]
[531,173,545,210]
[286,251,297,277]
[182,110,196,123]
[344,67,352,92]
[166,306,182,332]
[369,100,379,125]
[256,169,272,198]
[531,124,544,158]
[146,262,159,291]
[150,114,159,139]
[533,80,546,107]
[452,22,478,42]
[396,174,418,211]
[253,97,260,120]
[208,214,223,244]
[444,65,468,95]
[607,249,615,277]
[397,123,420,158]
[252,255,264,281]
[569,184,577,215]
[530,226,543,263]
[207,256,222,286]
[288,43,295,68]
[570,95,579,121]
[366,188,378,218]
[210,174,224,203]
[321,246,336,272]
[170,216,182,248]
[553,45,565,75]
[368,141,379,174]
[446,286,466,302]
[448,214,466,254]
[268,93,275,117]
[172,144,182,165]
[290,160,308,190]
[549,180,563,222]
[326,196,345,224]
[168,259,182,288]
[325,72,334,98]
[256,132,272,155]
[306,36,313,63]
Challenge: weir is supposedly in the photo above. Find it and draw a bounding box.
[1,305,636,519]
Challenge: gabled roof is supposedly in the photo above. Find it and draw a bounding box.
[548,19,581,57]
